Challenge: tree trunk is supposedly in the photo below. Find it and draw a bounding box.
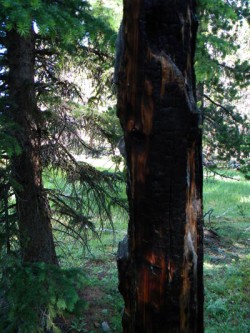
[117,1,203,332]
[7,29,58,265]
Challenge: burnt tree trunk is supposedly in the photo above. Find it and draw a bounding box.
[117,1,203,332]
[7,29,58,265]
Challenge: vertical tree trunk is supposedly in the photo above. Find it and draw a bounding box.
[117,1,203,332]
[7,29,58,265]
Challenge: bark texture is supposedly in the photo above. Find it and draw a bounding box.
[117,1,203,332]
[7,29,57,265]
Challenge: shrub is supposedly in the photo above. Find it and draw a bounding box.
[0,257,86,332]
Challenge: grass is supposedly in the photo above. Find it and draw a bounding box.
[52,169,249,333]
[204,256,250,333]
[200,170,249,333]
[204,220,249,333]
[203,170,250,220]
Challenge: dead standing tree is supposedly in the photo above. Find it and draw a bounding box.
[116,1,203,333]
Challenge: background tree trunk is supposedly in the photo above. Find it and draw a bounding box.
[7,29,58,265]
[117,1,203,332]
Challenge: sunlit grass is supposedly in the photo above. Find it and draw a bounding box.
[203,170,250,221]
[45,167,250,332]
[203,172,250,333]
[204,256,250,333]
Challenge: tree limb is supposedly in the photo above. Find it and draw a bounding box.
[204,166,240,181]
[203,93,239,122]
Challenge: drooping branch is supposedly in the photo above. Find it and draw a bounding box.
[203,93,239,122]
[204,167,240,181]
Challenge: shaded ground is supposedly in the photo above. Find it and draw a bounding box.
[204,221,250,263]
[59,256,122,333]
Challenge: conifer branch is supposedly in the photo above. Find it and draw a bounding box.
[203,94,238,122]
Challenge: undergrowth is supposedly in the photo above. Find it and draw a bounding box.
[1,169,248,332]
[56,169,249,333]
[0,257,87,333]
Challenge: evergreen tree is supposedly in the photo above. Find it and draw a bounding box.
[196,0,250,172]
[0,0,123,260]
[0,1,125,330]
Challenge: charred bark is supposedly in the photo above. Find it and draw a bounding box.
[7,29,58,265]
[117,1,203,332]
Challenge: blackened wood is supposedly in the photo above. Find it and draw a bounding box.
[117,1,203,332]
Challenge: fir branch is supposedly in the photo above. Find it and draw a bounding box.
[204,166,240,181]
[35,49,58,57]
[52,218,91,245]
[203,94,239,123]
[82,45,113,61]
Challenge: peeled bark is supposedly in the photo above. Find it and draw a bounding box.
[117,1,203,332]
[7,29,57,265]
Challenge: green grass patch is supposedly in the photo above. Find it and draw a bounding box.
[203,172,250,332]
[203,170,250,221]
[45,168,250,332]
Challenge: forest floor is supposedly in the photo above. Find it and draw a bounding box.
[61,221,249,333]
[57,171,250,333]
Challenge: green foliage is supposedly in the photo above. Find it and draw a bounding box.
[0,0,117,55]
[196,0,250,165]
[0,0,121,259]
[0,257,87,332]
[44,164,127,250]
[0,2,127,331]
[203,106,250,164]
[79,105,123,152]
[239,160,250,180]
[0,117,21,159]
[0,116,21,256]
[196,0,248,69]
[0,0,87,40]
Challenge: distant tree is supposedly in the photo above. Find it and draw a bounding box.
[195,0,250,170]
[117,1,203,332]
